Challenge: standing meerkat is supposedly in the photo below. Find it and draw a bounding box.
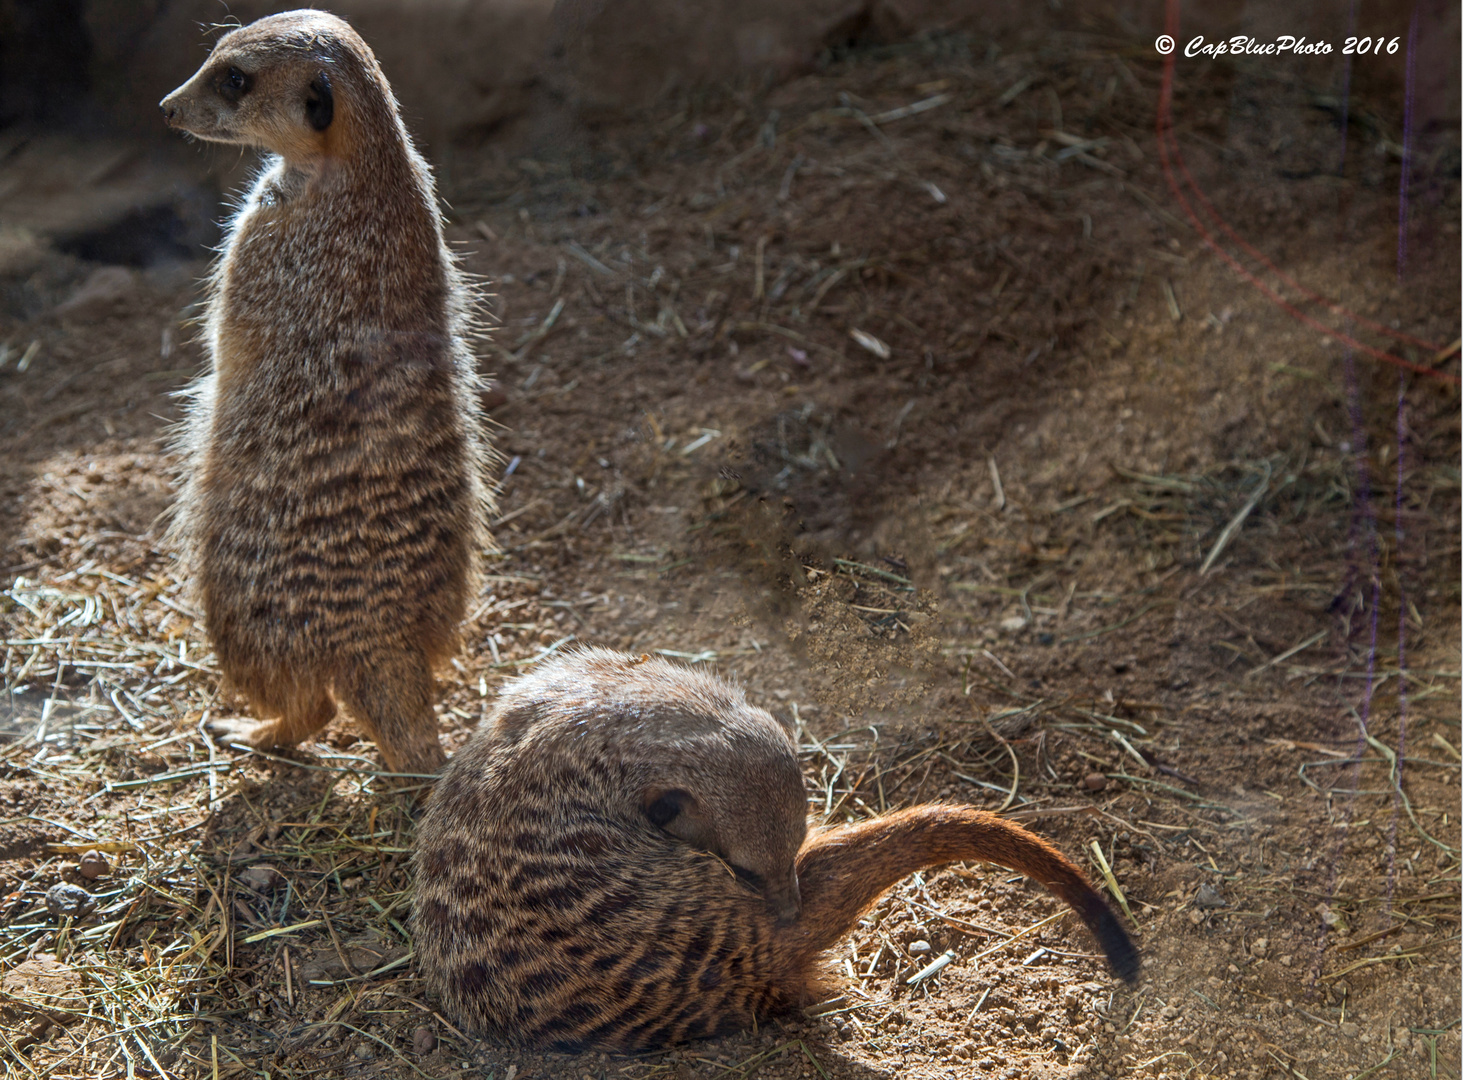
[159,11,492,775]
[412,649,1139,1052]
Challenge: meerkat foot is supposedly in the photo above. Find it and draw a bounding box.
[207,715,292,751]
[208,691,337,753]
[335,651,446,776]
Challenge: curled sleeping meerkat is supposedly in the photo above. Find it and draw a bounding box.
[412,648,1139,1052]
[159,11,493,775]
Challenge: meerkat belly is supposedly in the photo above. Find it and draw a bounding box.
[415,811,782,1051]
[197,351,472,663]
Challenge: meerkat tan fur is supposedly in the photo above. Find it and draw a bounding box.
[159,11,492,775]
[412,649,1139,1052]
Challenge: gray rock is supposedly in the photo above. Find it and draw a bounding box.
[45,883,94,918]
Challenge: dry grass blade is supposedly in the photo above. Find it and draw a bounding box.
[798,1040,831,1080]
[1364,733,1460,855]
[1320,953,1424,981]
[980,710,1020,813]
[905,948,956,984]
[1245,629,1329,679]
[967,910,1067,964]
[1089,840,1135,923]
[1200,461,1272,574]
[831,558,912,587]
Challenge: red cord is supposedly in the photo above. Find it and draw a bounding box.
[1172,142,1442,354]
[1155,0,1459,384]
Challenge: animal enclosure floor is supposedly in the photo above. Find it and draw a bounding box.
[1,24,1459,1080]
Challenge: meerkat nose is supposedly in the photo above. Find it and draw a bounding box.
[770,876,802,923]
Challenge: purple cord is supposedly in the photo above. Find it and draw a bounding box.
[1397,7,1419,281]
[1385,374,1410,907]
[1377,0,1422,916]
[1344,342,1382,758]
[1337,0,1358,176]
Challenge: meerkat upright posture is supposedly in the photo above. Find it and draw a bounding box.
[412,649,1139,1052]
[159,11,491,775]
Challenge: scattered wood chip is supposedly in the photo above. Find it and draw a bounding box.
[849,328,890,359]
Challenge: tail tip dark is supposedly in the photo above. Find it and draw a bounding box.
[1089,899,1141,983]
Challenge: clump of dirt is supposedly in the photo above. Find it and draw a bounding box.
[1,21,1458,1080]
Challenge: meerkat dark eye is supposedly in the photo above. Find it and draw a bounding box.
[644,789,689,828]
[305,72,334,132]
[218,66,252,103]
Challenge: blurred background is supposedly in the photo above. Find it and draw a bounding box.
[0,0,1456,272]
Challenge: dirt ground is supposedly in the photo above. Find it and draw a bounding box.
[1,20,1460,1080]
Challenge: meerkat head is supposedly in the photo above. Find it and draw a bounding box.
[638,721,809,923]
[490,649,811,921]
[159,11,382,161]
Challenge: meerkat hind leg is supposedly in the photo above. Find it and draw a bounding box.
[333,649,446,776]
[208,688,337,753]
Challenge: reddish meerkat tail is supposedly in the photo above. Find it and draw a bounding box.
[785,805,1139,982]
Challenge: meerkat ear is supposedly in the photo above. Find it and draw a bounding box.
[305,71,333,131]
[643,788,717,851]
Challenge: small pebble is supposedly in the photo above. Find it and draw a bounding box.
[45,882,94,918]
[908,940,931,954]
[413,1026,437,1055]
[353,1043,374,1061]
[1083,772,1107,792]
[78,850,110,880]
[237,864,283,893]
[1193,882,1226,909]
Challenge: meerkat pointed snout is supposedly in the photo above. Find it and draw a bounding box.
[159,18,338,159]
[637,741,808,922]
[413,649,1139,1053]
[162,11,493,777]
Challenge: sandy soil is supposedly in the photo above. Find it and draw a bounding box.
[1,24,1459,1080]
